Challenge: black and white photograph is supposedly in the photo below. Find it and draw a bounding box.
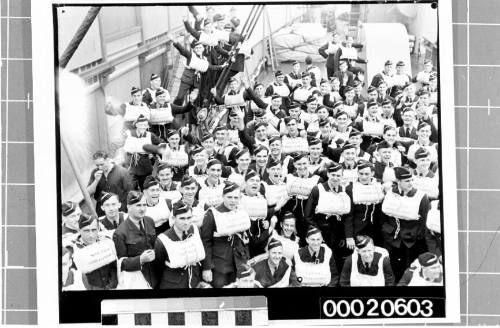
[32,0,459,324]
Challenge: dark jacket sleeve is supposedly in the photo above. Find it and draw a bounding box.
[318,43,329,59]
[397,269,414,286]
[304,186,319,227]
[264,84,274,97]
[238,128,256,150]
[328,251,340,287]
[173,42,192,60]
[171,102,195,115]
[339,255,352,286]
[184,20,201,39]
[383,256,395,286]
[200,209,216,270]
[243,88,268,109]
[113,230,141,272]
[152,238,167,289]
[343,184,354,239]
[150,132,164,145]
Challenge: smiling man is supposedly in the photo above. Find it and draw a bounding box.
[252,238,300,288]
[70,214,118,290]
[339,235,395,286]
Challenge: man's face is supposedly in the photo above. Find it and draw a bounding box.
[429,79,437,90]
[382,104,394,117]
[288,107,300,120]
[339,62,348,72]
[132,92,142,104]
[402,111,415,125]
[286,120,298,134]
[301,75,311,86]
[215,130,227,142]
[332,34,340,43]
[94,157,110,173]
[254,85,264,97]
[229,80,238,91]
[320,82,331,94]
[384,64,394,74]
[64,206,82,229]
[101,196,121,218]
[202,138,215,152]
[181,183,198,199]
[80,220,99,245]
[327,170,342,185]
[306,100,318,112]
[135,121,149,133]
[422,263,442,280]
[309,144,322,158]
[255,150,268,167]
[193,44,205,56]
[345,89,355,101]
[384,129,396,144]
[349,135,362,147]
[281,218,296,237]
[358,243,375,263]
[319,122,331,135]
[419,94,430,106]
[368,105,379,116]
[269,141,281,155]
[342,148,356,163]
[145,184,161,202]
[204,23,213,34]
[157,168,173,184]
[276,75,285,84]
[417,126,431,141]
[128,196,147,219]
[267,165,282,179]
[336,114,348,127]
[293,157,308,174]
[236,153,251,170]
[317,107,329,120]
[174,211,193,232]
[355,83,363,94]
[424,62,433,72]
[151,77,161,89]
[238,274,256,288]
[271,97,282,108]
[268,246,283,267]
[307,232,322,253]
[331,79,340,91]
[223,189,241,210]
[217,20,225,30]
[168,134,180,147]
[157,93,167,103]
[245,176,261,195]
[207,164,222,179]
[193,151,207,165]
[292,63,300,73]
[358,167,374,184]
[378,83,388,96]
[379,148,392,162]
[255,126,267,140]
[415,156,431,171]
[346,36,353,46]
[396,65,405,74]
[368,90,378,100]
[399,177,414,192]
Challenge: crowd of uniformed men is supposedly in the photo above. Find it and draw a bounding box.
[61,6,444,291]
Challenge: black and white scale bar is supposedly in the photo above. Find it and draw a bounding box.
[101,296,268,326]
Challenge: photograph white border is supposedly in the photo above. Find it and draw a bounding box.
[32,0,459,325]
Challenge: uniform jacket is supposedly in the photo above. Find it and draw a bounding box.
[113,216,157,287]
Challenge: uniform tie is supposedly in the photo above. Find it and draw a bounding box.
[182,231,189,240]
[139,219,145,233]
